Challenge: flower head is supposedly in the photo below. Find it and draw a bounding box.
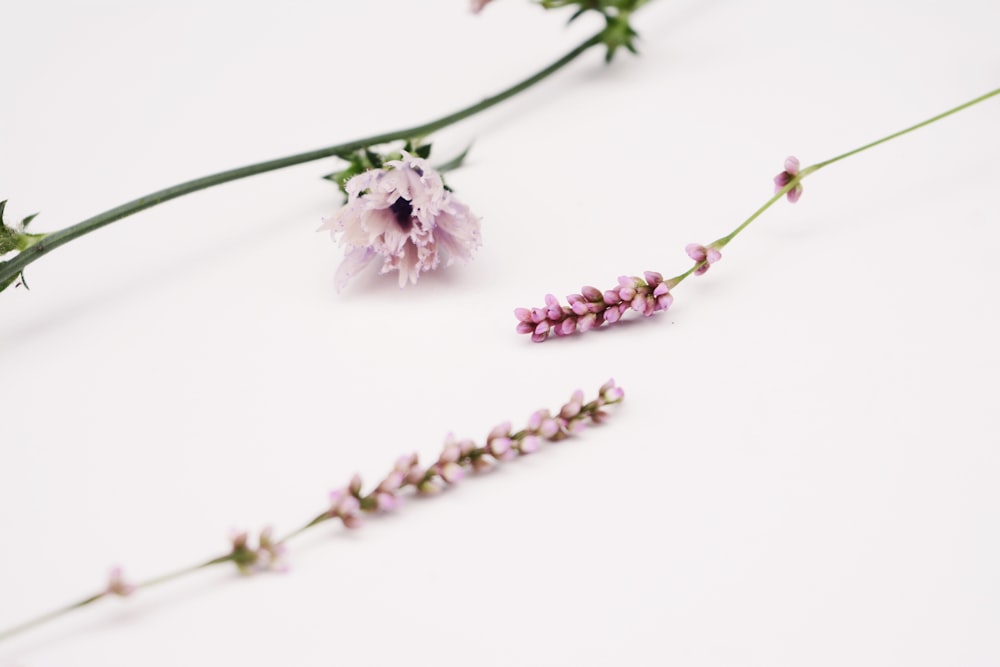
[773,155,803,203]
[319,152,481,291]
[685,243,721,276]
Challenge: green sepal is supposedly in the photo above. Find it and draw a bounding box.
[435,144,474,174]
[414,143,433,160]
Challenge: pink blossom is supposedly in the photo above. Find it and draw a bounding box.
[105,566,135,597]
[320,152,481,290]
[515,271,672,342]
[773,155,803,203]
[256,527,288,572]
[685,243,721,276]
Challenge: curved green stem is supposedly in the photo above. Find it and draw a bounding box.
[0,32,603,292]
[666,86,1000,288]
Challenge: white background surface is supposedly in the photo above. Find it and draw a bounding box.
[2,1,999,665]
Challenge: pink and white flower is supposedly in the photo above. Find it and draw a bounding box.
[320,152,482,290]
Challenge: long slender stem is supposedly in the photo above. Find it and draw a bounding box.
[0,555,231,643]
[665,86,1000,288]
[0,32,603,291]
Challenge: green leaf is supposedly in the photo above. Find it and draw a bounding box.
[414,143,433,160]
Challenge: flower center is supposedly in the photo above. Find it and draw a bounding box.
[390,197,414,232]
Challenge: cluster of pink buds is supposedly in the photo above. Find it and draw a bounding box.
[104,566,136,597]
[228,527,287,574]
[773,155,803,203]
[685,243,721,276]
[515,272,673,342]
[321,380,624,528]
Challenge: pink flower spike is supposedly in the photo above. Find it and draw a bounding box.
[514,271,674,342]
[773,155,804,203]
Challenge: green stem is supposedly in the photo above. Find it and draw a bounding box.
[0,594,103,643]
[0,32,604,292]
[0,554,230,643]
[666,86,1000,288]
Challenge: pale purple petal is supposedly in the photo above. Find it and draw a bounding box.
[334,246,376,292]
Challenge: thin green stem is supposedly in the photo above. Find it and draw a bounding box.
[665,86,1000,289]
[0,594,103,643]
[811,87,1000,170]
[0,554,230,643]
[0,32,604,292]
[276,511,331,544]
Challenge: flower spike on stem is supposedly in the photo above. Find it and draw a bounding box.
[515,86,1000,342]
[0,381,623,643]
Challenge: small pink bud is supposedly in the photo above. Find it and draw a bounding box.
[539,418,561,439]
[604,386,625,402]
[440,462,465,484]
[556,318,577,336]
[488,436,512,458]
[472,457,494,473]
[518,435,541,454]
[379,470,405,492]
[375,492,399,512]
[514,307,533,323]
[348,473,363,496]
[439,441,462,464]
[394,453,418,472]
[581,285,603,302]
[488,421,512,442]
